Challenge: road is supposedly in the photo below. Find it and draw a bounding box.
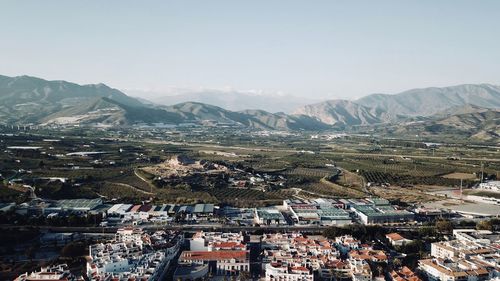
[0,223,424,234]
[145,139,500,163]
[105,181,154,195]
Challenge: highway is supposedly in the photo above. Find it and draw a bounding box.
[0,223,425,234]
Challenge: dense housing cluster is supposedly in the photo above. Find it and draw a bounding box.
[419,229,500,281]
[87,228,183,281]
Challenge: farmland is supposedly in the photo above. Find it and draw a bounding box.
[0,126,498,206]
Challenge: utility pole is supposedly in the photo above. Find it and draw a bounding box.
[480,161,484,183]
[460,179,463,201]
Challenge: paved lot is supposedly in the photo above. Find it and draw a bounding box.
[424,199,500,216]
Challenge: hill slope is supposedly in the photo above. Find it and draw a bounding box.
[356,84,500,117]
[0,75,144,124]
[293,84,500,127]
[127,89,316,113]
[0,75,328,130]
[293,100,389,126]
[382,108,500,141]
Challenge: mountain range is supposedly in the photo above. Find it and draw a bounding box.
[0,75,326,130]
[126,89,317,113]
[0,74,499,140]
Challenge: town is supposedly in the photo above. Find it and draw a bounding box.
[9,224,500,281]
[1,126,500,281]
[3,1,500,280]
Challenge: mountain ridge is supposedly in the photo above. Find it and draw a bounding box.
[1,74,500,136]
[0,75,324,130]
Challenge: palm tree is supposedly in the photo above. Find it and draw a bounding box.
[239,271,251,281]
[393,258,402,269]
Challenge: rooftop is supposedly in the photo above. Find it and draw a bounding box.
[180,250,248,261]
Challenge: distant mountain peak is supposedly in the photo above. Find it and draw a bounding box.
[2,74,500,134]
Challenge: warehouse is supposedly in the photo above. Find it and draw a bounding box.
[255,207,286,225]
[351,204,414,224]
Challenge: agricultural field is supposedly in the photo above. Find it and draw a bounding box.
[0,127,498,205]
[360,170,474,187]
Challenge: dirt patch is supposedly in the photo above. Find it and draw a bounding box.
[442,172,477,180]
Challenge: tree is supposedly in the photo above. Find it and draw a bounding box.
[239,271,251,281]
[393,258,402,269]
[477,220,493,231]
[435,219,453,234]
[60,241,86,258]
[25,245,38,262]
[376,265,384,277]
[418,226,436,238]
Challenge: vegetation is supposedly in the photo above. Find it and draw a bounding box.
[0,124,497,206]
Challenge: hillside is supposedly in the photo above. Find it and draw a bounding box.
[356,84,500,117]
[127,89,316,113]
[383,108,500,141]
[0,75,144,124]
[2,74,500,136]
[0,75,327,130]
[162,102,329,130]
[292,84,500,127]
[293,100,390,126]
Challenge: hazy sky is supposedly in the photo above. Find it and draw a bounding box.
[1,0,499,99]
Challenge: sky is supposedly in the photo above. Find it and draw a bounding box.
[1,0,500,99]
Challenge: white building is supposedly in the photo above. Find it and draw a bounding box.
[421,229,500,281]
[87,228,183,281]
[265,263,313,281]
[180,250,250,276]
[479,181,500,192]
[261,233,340,281]
[15,264,77,281]
[386,233,413,246]
[349,259,372,281]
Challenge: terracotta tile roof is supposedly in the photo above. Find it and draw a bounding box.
[180,250,248,261]
[291,266,310,272]
[212,242,246,249]
[386,233,405,241]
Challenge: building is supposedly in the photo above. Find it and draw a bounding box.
[173,264,209,281]
[420,229,500,281]
[179,250,250,276]
[261,233,340,281]
[453,229,500,245]
[0,202,15,212]
[192,203,215,219]
[390,266,422,281]
[15,264,79,281]
[284,199,351,226]
[386,233,413,246]
[189,231,245,251]
[222,206,255,226]
[431,240,495,260]
[335,235,361,255]
[478,181,500,192]
[419,258,491,281]
[255,207,286,225]
[265,263,313,281]
[349,249,388,263]
[350,199,414,224]
[180,231,249,277]
[348,259,372,281]
[87,228,183,281]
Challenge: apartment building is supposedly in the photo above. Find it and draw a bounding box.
[261,233,340,281]
[420,229,500,281]
[179,250,250,276]
[86,228,183,281]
